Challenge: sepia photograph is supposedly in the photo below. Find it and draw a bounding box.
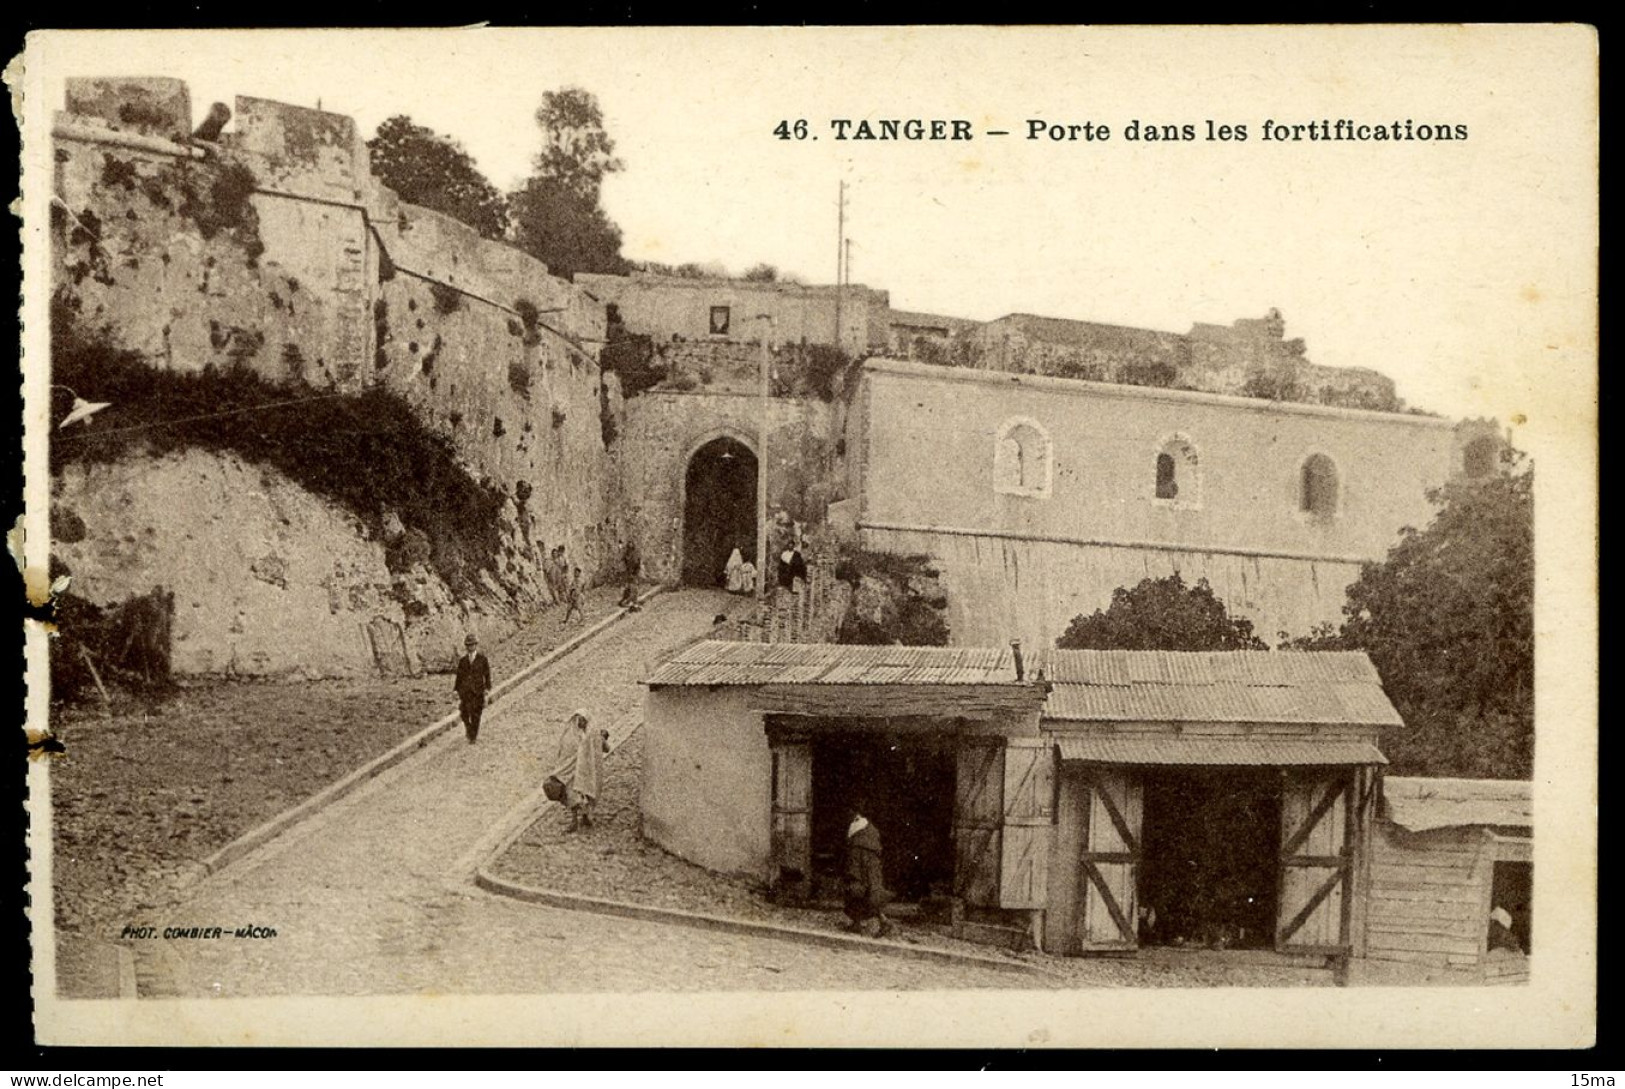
[16,25,1596,1049]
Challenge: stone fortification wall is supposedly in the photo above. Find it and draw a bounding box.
[579,271,890,357]
[618,392,838,586]
[851,359,1460,647]
[966,309,1401,412]
[49,79,620,677]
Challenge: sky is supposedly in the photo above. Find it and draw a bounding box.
[26,26,1597,424]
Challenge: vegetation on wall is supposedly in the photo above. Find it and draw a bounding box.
[1282,453,1533,779]
[50,296,506,596]
[429,281,463,315]
[599,324,664,398]
[1056,573,1268,651]
[366,115,510,240]
[832,547,950,646]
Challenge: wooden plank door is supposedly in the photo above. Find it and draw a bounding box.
[953,743,1004,907]
[1078,768,1142,950]
[770,742,812,885]
[1277,769,1354,952]
[999,738,1055,909]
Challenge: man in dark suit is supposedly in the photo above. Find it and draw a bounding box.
[454,634,493,744]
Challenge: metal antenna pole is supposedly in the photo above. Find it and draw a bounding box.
[834,180,846,350]
[756,315,773,605]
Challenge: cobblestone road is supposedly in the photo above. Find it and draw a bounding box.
[132,590,1040,997]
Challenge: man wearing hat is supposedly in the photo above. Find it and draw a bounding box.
[454,634,494,744]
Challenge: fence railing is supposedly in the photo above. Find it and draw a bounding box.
[721,554,850,644]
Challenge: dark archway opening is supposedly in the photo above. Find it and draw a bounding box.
[682,437,758,588]
[1139,768,1281,949]
[808,735,957,904]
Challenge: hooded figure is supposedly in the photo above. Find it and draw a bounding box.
[843,809,893,937]
[552,708,608,830]
[724,547,746,593]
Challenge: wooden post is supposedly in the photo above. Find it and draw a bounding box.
[78,644,111,711]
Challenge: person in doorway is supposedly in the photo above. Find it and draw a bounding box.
[843,806,893,938]
[738,557,758,596]
[1488,905,1524,954]
[562,566,586,626]
[551,708,609,831]
[787,545,809,594]
[724,546,746,593]
[453,634,493,744]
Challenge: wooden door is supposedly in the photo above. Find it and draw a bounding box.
[1277,769,1355,952]
[1078,768,1142,950]
[770,742,812,885]
[953,743,1004,907]
[998,738,1055,909]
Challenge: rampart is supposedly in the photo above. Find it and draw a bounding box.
[50,79,619,676]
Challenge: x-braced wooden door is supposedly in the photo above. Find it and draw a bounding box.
[1078,768,1142,951]
[1276,768,1357,953]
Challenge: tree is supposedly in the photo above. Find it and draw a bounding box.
[1284,454,1533,779]
[1056,573,1267,651]
[531,87,624,199]
[509,175,629,280]
[366,116,508,240]
[510,88,629,279]
[742,262,779,282]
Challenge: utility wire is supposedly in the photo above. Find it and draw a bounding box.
[52,389,356,443]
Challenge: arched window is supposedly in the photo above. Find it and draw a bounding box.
[1463,436,1499,479]
[993,417,1053,498]
[1300,453,1340,519]
[1153,435,1200,508]
[1155,453,1179,499]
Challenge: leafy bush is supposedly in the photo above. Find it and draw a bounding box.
[50,298,505,595]
[1056,573,1267,651]
[1282,455,1533,778]
[50,586,176,704]
[599,325,663,398]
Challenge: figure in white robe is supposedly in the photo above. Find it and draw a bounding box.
[724,547,746,593]
[551,708,607,831]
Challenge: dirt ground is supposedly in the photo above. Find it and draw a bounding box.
[490,729,1336,989]
[46,584,638,994]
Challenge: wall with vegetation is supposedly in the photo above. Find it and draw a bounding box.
[49,82,621,677]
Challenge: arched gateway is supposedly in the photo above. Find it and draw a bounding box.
[681,435,758,588]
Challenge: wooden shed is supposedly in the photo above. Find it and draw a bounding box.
[642,640,1053,938]
[642,641,1421,958]
[1358,776,1533,984]
[1035,649,1400,961]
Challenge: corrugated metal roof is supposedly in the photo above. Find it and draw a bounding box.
[1036,649,1400,727]
[1382,777,1533,832]
[1055,736,1388,766]
[646,641,1017,687]
[648,643,1400,728]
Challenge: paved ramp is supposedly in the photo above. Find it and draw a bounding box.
[129,590,1030,998]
